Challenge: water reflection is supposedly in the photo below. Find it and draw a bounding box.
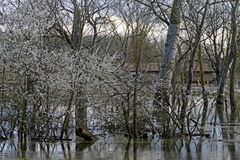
[0,133,240,160]
[124,139,130,160]
[19,140,27,159]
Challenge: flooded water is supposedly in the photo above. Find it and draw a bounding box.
[1,96,239,160]
[1,129,240,160]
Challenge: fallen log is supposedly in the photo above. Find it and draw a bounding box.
[76,127,97,141]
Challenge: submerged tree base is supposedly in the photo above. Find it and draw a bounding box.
[76,127,98,141]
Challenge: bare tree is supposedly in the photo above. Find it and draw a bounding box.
[216,0,239,108]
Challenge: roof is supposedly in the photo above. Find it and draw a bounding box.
[122,63,214,73]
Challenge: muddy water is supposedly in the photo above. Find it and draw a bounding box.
[0,130,240,160]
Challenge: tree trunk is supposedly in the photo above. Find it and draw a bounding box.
[45,86,50,138]
[230,54,237,121]
[157,0,182,88]
[216,65,230,104]
[122,93,131,136]
[132,67,139,138]
[75,89,88,129]
[70,0,92,140]
[216,0,239,105]
[60,91,75,139]
[229,0,239,120]
[0,60,5,137]
[154,0,183,137]
[198,44,208,127]
[71,0,85,51]
[20,76,31,145]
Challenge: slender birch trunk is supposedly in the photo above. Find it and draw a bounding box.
[154,0,184,137]
[157,0,183,89]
